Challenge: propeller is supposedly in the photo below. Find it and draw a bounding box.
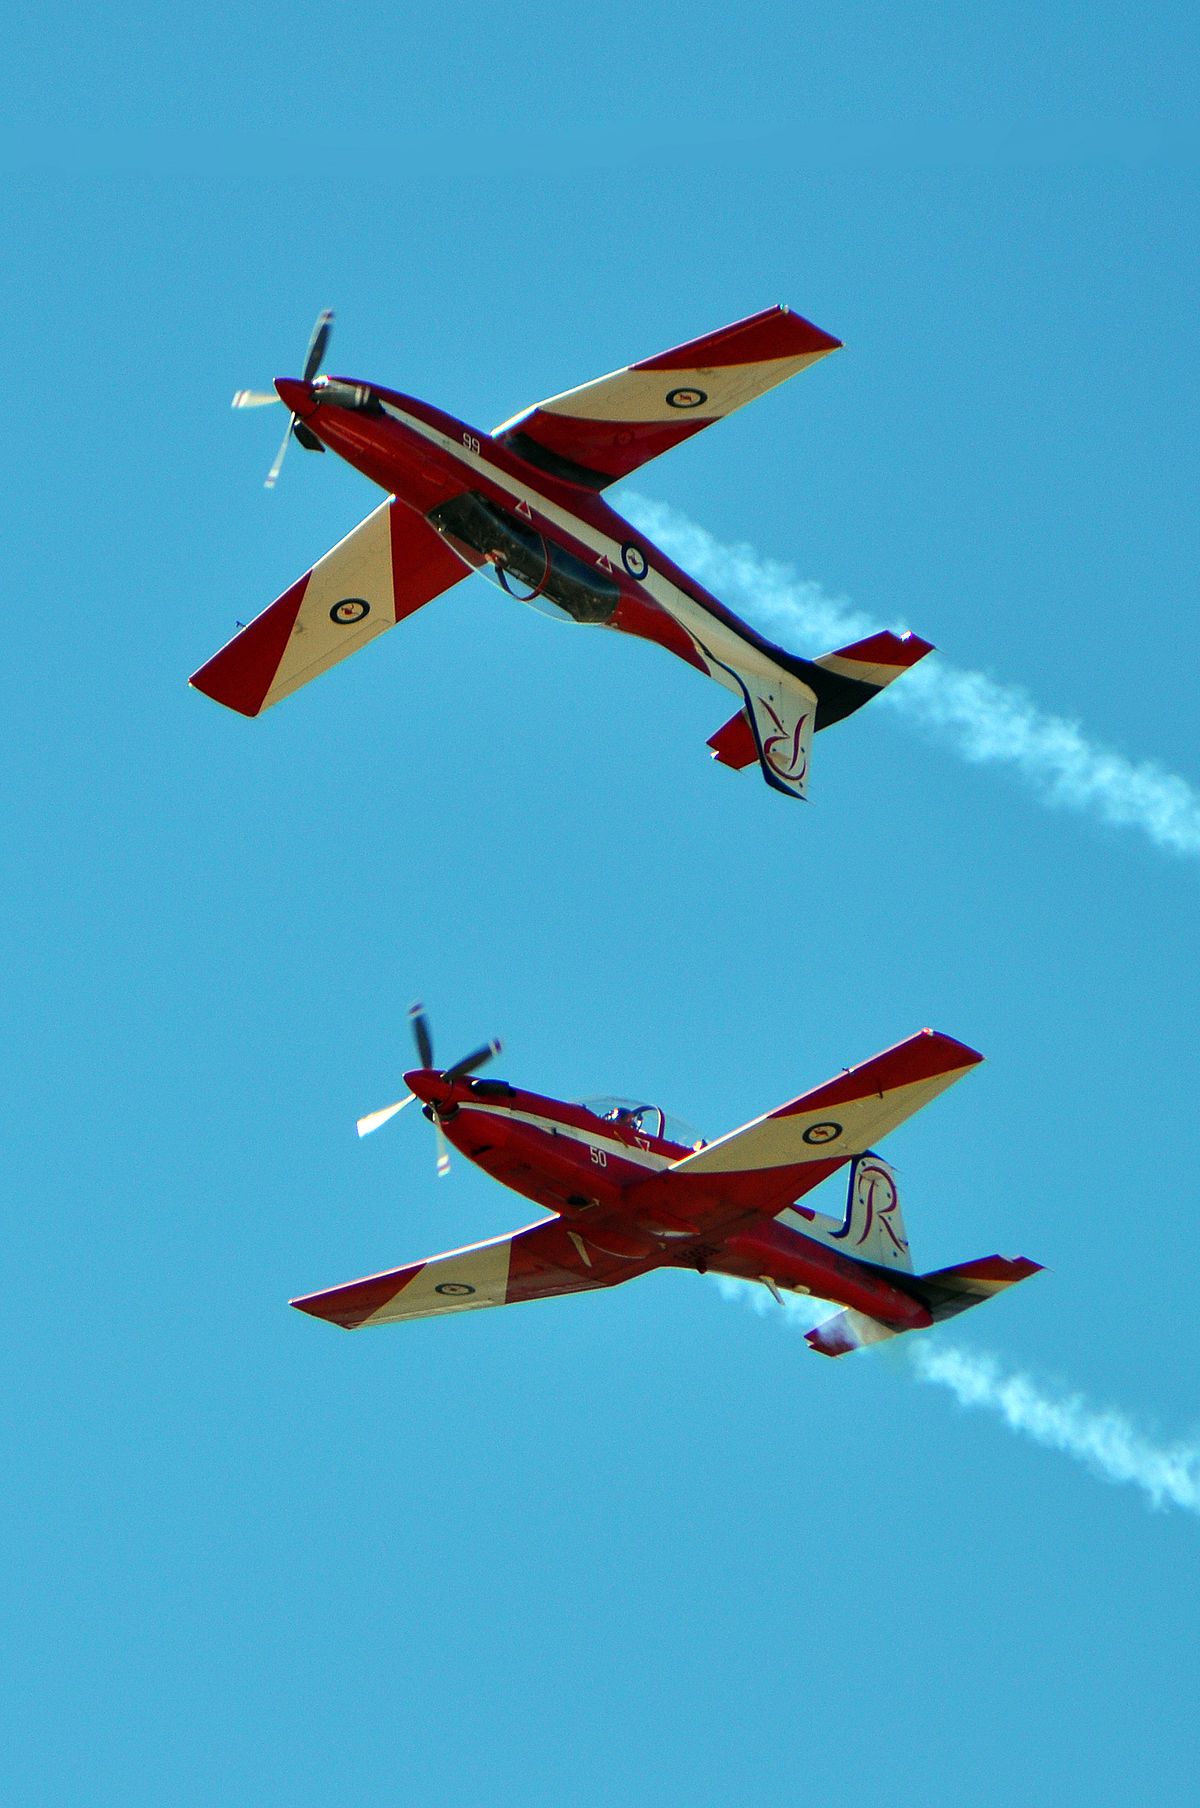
[356,1002,502,1182]
[232,308,334,489]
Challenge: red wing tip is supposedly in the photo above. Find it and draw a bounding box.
[290,1291,364,1328]
[919,1029,985,1068]
[896,631,935,661]
[188,669,261,716]
[777,304,842,348]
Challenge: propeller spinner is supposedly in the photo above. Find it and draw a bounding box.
[232,308,333,489]
[356,1003,501,1181]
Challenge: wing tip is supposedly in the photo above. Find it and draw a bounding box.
[918,1028,985,1070]
[289,1292,355,1327]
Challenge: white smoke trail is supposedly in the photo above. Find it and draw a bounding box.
[623,495,1200,860]
[714,1275,826,1330]
[716,1278,1200,1514]
[910,1341,1200,1515]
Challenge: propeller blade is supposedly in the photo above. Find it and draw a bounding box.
[443,1039,502,1084]
[408,1002,434,1072]
[302,309,334,383]
[264,414,295,489]
[435,1119,451,1179]
[356,1094,415,1138]
[232,389,282,409]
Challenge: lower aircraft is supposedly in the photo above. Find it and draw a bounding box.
[192,306,932,802]
[292,1008,1039,1356]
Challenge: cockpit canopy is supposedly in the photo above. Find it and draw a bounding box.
[427,492,620,625]
[580,1096,704,1150]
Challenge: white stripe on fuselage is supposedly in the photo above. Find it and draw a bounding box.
[377,398,794,694]
[454,1099,677,1171]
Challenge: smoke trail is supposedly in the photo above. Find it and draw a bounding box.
[714,1274,824,1326]
[715,1277,1200,1514]
[623,495,1200,860]
[910,1341,1200,1514]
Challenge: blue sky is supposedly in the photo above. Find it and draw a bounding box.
[5,6,1200,1803]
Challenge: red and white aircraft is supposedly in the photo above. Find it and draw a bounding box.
[292,1007,1039,1356]
[193,307,933,801]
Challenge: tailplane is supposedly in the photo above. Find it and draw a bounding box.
[805,1253,1042,1357]
[806,629,934,727]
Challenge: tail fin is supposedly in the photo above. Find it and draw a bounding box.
[705,630,933,795]
[805,1254,1042,1357]
[801,1153,913,1271]
[703,669,818,800]
[190,500,465,717]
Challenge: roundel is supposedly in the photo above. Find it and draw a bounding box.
[330,597,370,626]
[802,1120,843,1146]
[435,1281,476,1297]
[666,386,708,409]
[621,543,649,580]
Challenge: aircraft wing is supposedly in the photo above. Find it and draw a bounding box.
[291,1216,647,1329]
[493,305,841,491]
[662,1030,983,1217]
[190,499,466,717]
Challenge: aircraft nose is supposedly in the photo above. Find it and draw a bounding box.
[273,376,313,414]
[404,1068,444,1105]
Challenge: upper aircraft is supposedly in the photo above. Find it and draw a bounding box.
[292,1007,1039,1355]
[192,307,933,801]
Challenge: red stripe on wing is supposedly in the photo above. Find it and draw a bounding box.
[776,1030,983,1118]
[633,304,842,370]
[190,575,308,718]
[292,1262,424,1329]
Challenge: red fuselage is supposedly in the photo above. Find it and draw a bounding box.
[406,1067,931,1333]
[274,375,822,696]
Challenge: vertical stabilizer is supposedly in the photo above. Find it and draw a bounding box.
[789,1153,913,1271]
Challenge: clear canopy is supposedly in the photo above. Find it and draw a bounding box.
[580,1096,704,1150]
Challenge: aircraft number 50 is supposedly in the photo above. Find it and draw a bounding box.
[589,1145,607,1167]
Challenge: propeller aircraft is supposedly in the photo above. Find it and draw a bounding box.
[193,306,934,802]
[293,1007,1040,1357]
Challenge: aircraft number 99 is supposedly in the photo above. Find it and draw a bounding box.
[462,432,481,455]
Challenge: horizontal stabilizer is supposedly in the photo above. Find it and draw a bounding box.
[915,1254,1043,1324]
[707,708,757,770]
[190,500,465,716]
[804,630,934,730]
[806,1310,901,1357]
[805,1254,1042,1357]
